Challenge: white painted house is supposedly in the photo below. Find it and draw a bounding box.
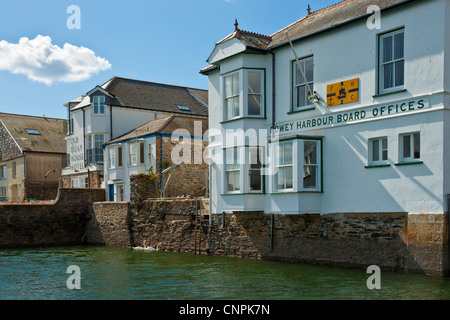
[62,76,208,189]
[202,0,450,216]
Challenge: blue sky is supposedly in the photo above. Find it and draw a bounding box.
[0,0,337,119]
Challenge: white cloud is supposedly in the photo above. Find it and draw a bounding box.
[0,35,111,85]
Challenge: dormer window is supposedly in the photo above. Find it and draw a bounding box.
[25,129,40,135]
[177,104,191,112]
[222,68,265,121]
[93,96,105,114]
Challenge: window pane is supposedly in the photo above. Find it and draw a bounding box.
[297,85,306,108]
[372,139,380,162]
[227,172,234,191]
[249,170,261,191]
[395,60,404,87]
[249,147,261,169]
[403,135,411,159]
[140,142,145,164]
[284,142,293,165]
[295,61,305,85]
[248,71,261,94]
[233,97,240,117]
[394,32,404,60]
[277,167,285,190]
[382,36,393,63]
[225,75,232,98]
[232,73,239,95]
[305,59,314,82]
[413,133,420,159]
[304,141,317,165]
[233,171,240,191]
[383,63,394,89]
[303,166,317,189]
[248,94,261,116]
[285,166,293,189]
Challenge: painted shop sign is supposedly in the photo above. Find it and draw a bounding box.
[327,78,359,107]
[271,98,430,134]
[68,136,84,170]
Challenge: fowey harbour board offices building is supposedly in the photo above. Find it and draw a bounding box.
[201,0,450,275]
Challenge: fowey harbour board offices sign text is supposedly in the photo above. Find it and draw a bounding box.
[271,98,430,134]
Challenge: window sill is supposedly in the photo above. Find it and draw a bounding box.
[395,160,423,166]
[365,163,391,169]
[287,106,315,114]
[221,192,265,196]
[372,88,407,98]
[220,116,266,124]
[270,190,322,194]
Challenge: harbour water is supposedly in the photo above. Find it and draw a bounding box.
[1,246,450,300]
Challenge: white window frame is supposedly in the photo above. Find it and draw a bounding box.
[225,147,241,193]
[275,141,294,191]
[108,147,116,169]
[369,137,388,165]
[86,134,104,164]
[292,56,314,111]
[399,132,420,162]
[93,96,105,115]
[222,69,265,121]
[129,142,138,167]
[379,29,405,94]
[223,71,241,120]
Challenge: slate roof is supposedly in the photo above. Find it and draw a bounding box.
[0,113,67,153]
[202,0,419,72]
[72,77,208,117]
[104,114,208,146]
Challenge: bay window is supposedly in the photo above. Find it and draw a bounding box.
[224,146,264,194]
[272,138,321,192]
[222,69,265,120]
[86,134,104,164]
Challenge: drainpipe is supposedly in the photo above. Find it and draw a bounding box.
[83,109,86,167]
[270,213,274,252]
[270,50,276,130]
[110,105,113,141]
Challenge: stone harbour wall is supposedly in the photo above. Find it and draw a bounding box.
[0,188,105,248]
[87,198,449,276]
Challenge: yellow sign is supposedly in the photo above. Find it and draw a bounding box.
[327,78,359,107]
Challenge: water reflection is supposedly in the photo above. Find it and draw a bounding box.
[0,246,449,300]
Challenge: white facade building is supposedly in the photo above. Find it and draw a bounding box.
[62,76,208,189]
[202,0,450,216]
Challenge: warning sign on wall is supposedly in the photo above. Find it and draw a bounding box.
[327,78,359,107]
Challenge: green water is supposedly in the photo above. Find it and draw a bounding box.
[1,246,449,300]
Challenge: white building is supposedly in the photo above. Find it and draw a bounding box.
[103,114,209,201]
[62,76,208,189]
[202,0,450,216]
